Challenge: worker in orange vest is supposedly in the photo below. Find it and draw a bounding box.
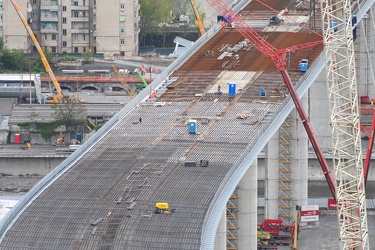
[149,90,157,99]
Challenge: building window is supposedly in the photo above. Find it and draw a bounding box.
[52,34,57,40]
[120,28,125,33]
[32,0,37,4]
[73,11,78,17]
[0,14,2,20]
[32,11,37,17]
[44,34,47,40]
[63,6,66,11]
[63,29,67,35]
[83,35,86,41]
[73,34,79,41]
[120,15,125,22]
[120,3,125,10]
[63,17,66,23]
[0,2,3,8]
[63,41,67,47]
[52,47,56,53]
[120,39,125,45]
[73,1,78,6]
[74,47,79,53]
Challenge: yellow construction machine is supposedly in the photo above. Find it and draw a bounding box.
[154,202,175,214]
[11,0,85,104]
[112,65,137,98]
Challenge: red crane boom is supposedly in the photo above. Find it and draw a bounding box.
[206,0,336,199]
[364,112,375,183]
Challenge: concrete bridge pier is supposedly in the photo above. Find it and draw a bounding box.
[291,100,308,216]
[238,159,258,249]
[265,132,280,219]
[214,208,227,249]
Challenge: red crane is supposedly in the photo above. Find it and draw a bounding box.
[364,114,375,183]
[206,0,336,199]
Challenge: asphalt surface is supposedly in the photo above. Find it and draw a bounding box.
[259,212,375,250]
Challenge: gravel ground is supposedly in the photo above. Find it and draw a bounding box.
[0,175,43,193]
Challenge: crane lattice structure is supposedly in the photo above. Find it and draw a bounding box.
[320,0,369,248]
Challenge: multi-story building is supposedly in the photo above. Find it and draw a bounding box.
[2,0,140,57]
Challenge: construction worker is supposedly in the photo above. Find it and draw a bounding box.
[284,7,289,15]
[149,90,157,99]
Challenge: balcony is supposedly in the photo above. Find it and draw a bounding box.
[40,16,58,22]
[71,28,89,34]
[41,5,58,11]
[40,28,58,34]
[71,6,89,11]
[42,40,58,47]
[71,17,89,22]
[134,3,140,12]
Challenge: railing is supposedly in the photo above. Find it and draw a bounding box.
[201,51,326,249]
[200,0,374,244]
[2,0,373,246]
[0,1,223,239]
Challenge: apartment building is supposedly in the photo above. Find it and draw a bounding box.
[2,0,140,57]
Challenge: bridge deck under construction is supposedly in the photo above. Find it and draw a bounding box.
[0,1,325,249]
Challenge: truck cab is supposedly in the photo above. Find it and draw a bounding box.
[299,59,308,72]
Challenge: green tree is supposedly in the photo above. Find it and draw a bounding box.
[1,48,29,71]
[82,50,93,64]
[139,0,171,45]
[32,49,56,73]
[52,99,87,133]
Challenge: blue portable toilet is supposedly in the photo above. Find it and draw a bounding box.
[260,86,266,97]
[299,59,308,72]
[228,83,237,96]
[76,134,82,143]
[188,120,197,134]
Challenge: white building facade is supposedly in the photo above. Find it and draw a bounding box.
[1,0,140,57]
